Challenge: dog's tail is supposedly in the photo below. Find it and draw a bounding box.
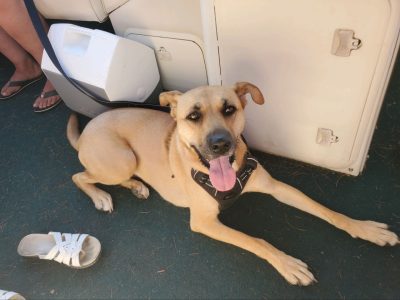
[66,113,80,151]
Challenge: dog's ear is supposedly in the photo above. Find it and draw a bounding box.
[233,82,265,108]
[159,90,182,119]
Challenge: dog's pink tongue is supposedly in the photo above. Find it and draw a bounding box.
[209,156,236,192]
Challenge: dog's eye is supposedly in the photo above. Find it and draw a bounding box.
[186,111,201,121]
[222,105,236,116]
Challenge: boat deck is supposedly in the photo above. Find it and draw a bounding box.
[0,52,399,299]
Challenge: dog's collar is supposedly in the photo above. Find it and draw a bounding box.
[191,152,258,210]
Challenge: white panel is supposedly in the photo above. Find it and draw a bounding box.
[110,0,203,38]
[200,0,222,85]
[126,29,208,91]
[213,0,400,174]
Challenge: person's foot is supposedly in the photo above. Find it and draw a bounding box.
[1,58,42,98]
[33,80,62,112]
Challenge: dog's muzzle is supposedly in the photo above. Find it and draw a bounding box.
[207,129,233,156]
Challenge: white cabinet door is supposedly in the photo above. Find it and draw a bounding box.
[208,0,400,175]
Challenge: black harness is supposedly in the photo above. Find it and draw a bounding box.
[191,152,258,210]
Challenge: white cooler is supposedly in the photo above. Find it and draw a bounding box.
[41,23,160,117]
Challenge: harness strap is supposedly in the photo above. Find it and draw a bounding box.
[191,152,258,210]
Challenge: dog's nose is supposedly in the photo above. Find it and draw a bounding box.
[207,130,233,155]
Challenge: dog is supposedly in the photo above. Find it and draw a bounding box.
[67,82,399,285]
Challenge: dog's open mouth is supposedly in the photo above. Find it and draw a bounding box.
[192,146,236,192]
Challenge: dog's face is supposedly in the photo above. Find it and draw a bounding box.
[160,82,264,191]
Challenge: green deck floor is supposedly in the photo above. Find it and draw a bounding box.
[0,52,399,299]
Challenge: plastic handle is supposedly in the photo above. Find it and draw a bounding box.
[63,28,92,56]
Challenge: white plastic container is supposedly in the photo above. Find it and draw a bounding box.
[41,23,160,117]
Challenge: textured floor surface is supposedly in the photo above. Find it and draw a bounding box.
[0,49,399,299]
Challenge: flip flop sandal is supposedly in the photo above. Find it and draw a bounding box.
[17,232,101,269]
[0,73,44,100]
[33,90,62,113]
[0,290,25,300]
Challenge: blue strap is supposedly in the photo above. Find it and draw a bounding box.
[23,0,170,112]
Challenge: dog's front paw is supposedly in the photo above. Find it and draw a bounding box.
[273,252,317,286]
[346,220,399,246]
[92,190,114,213]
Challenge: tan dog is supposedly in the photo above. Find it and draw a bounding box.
[67,82,399,285]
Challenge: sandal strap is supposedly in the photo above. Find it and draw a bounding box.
[7,74,43,87]
[39,232,88,267]
[40,90,59,98]
[0,290,17,300]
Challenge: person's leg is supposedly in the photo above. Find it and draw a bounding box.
[0,0,60,109]
[0,0,46,64]
[0,26,42,97]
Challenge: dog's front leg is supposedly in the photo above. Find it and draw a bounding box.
[190,208,316,285]
[246,166,399,246]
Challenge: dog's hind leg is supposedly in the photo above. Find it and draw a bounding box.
[120,179,150,199]
[72,171,113,212]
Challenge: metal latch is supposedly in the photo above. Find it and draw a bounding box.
[156,46,172,61]
[316,128,339,145]
[331,29,362,57]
